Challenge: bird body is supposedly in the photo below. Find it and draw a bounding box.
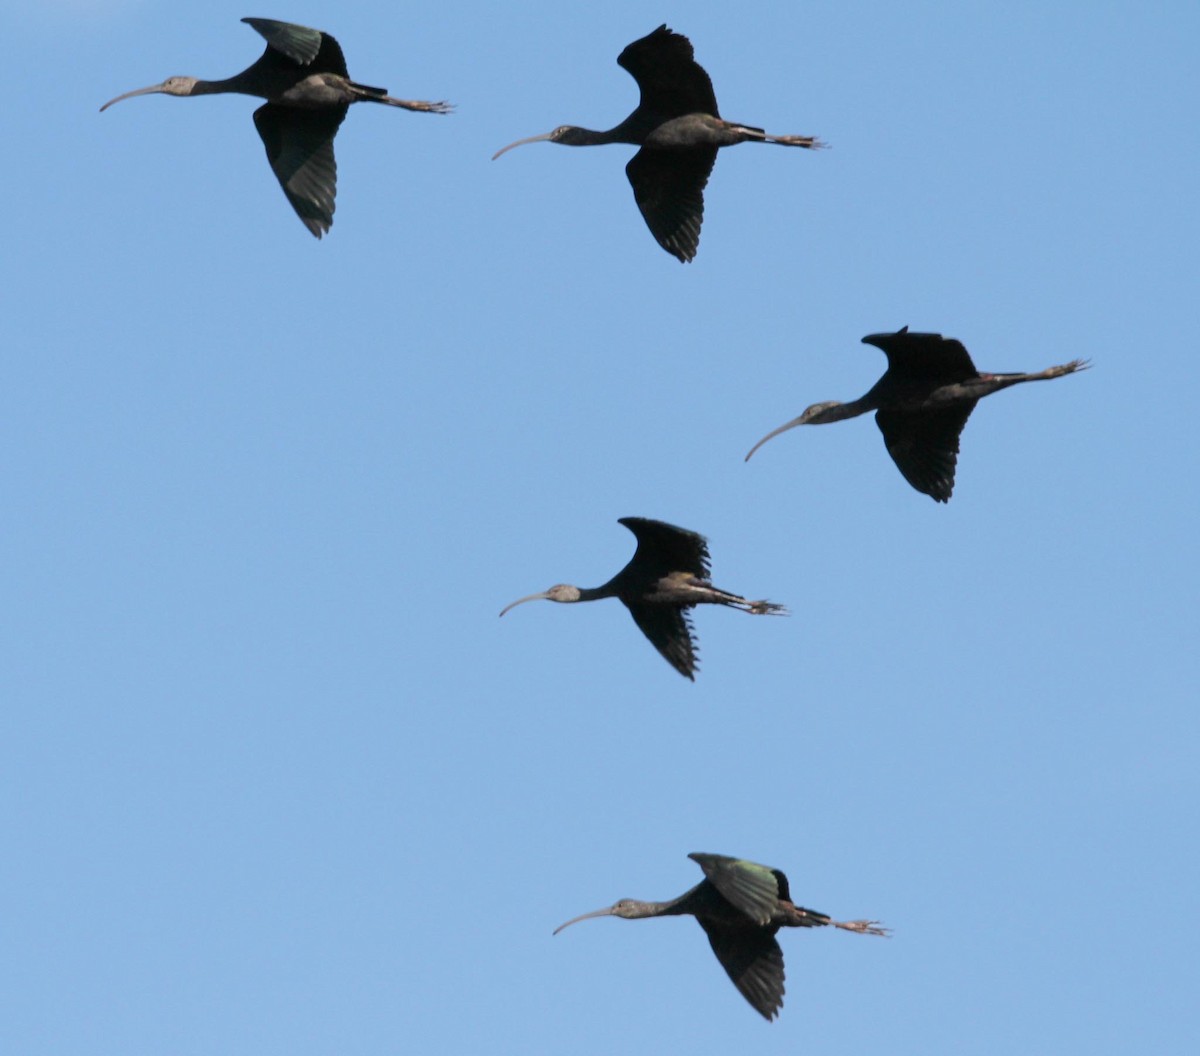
[100,18,451,237]
[499,518,785,680]
[745,327,1089,502]
[554,853,888,1020]
[492,25,821,262]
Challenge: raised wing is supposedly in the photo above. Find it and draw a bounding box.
[618,25,720,120]
[242,18,348,77]
[626,602,698,680]
[863,328,978,384]
[697,918,785,1020]
[689,854,781,925]
[875,402,976,503]
[253,103,347,238]
[625,147,716,263]
[618,518,711,580]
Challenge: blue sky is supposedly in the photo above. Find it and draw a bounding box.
[4,2,1198,1053]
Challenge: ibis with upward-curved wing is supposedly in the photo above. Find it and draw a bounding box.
[499,518,785,680]
[555,852,889,1021]
[101,18,452,237]
[492,25,822,262]
[746,327,1089,502]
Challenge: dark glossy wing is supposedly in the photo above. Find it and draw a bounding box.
[625,147,716,263]
[875,403,976,503]
[242,18,348,77]
[626,602,697,680]
[253,103,347,238]
[689,854,781,925]
[697,918,785,1020]
[863,328,978,384]
[618,25,719,119]
[618,518,710,579]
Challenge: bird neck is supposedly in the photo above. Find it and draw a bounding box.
[809,395,875,424]
[560,124,638,147]
[623,898,687,919]
[575,583,616,603]
[192,73,261,98]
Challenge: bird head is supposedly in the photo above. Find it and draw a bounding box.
[553,899,656,934]
[100,76,201,111]
[744,400,852,461]
[491,126,586,159]
[498,583,581,616]
[546,125,595,146]
[796,400,847,424]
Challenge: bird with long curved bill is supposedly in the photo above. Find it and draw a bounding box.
[492,24,822,262]
[745,327,1089,502]
[499,517,786,680]
[101,18,452,237]
[555,852,889,1021]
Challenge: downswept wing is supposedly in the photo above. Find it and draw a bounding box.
[627,603,698,680]
[626,147,716,263]
[618,25,719,120]
[875,402,976,503]
[253,103,347,237]
[689,853,782,925]
[697,917,786,1020]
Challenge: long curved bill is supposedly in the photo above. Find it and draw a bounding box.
[498,591,552,617]
[491,131,557,161]
[744,416,805,462]
[553,905,617,935]
[100,83,171,112]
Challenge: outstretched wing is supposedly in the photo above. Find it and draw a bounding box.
[626,602,698,680]
[253,103,347,238]
[696,918,786,1020]
[863,328,978,384]
[688,854,781,925]
[618,518,711,580]
[625,147,716,263]
[618,25,719,120]
[875,403,976,503]
[242,18,348,77]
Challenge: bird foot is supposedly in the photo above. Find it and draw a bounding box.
[834,919,891,937]
[771,134,826,149]
[748,600,789,616]
[393,98,454,114]
[1056,358,1091,375]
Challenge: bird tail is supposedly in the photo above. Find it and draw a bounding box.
[726,124,824,149]
[349,80,390,96]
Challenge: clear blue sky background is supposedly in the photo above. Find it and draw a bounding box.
[4,2,1198,1053]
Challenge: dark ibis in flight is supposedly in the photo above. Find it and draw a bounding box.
[555,852,889,1021]
[745,327,1089,502]
[100,17,452,237]
[492,24,822,262]
[499,517,785,680]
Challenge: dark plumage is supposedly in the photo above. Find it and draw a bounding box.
[492,25,821,262]
[101,18,451,236]
[555,852,889,1020]
[746,327,1089,502]
[499,518,785,680]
